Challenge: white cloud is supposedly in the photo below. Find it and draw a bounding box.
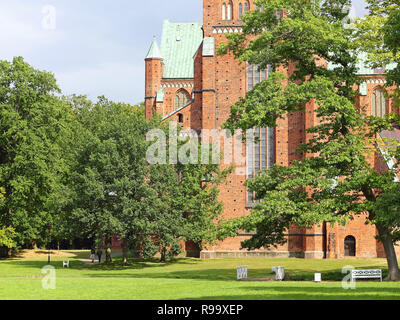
[0,2,65,58]
[56,62,143,104]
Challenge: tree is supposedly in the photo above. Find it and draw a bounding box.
[0,57,74,248]
[151,146,232,262]
[174,160,231,251]
[63,96,230,264]
[0,187,15,250]
[219,0,400,280]
[62,97,156,261]
[0,227,16,249]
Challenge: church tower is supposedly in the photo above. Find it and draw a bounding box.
[144,38,163,120]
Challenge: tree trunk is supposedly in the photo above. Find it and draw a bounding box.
[160,247,166,263]
[376,223,400,281]
[122,240,129,265]
[363,188,400,281]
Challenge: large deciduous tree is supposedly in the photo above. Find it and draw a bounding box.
[0,57,74,248]
[219,0,400,280]
[64,97,229,263]
[62,96,159,261]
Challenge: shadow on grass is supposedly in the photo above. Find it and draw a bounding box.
[186,285,400,300]
[6,250,91,261]
[82,257,199,271]
[81,264,390,282]
[1,259,86,270]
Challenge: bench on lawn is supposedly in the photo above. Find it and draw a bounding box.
[63,260,70,268]
[350,269,382,282]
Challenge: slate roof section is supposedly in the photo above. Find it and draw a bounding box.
[380,126,400,144]
[160,20,203,79]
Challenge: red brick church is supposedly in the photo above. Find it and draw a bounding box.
[144,0,400,259]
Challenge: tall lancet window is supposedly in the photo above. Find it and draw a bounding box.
[222,3,227,20]
[227,2,233,20]
[239,3,243,20]
[246,64,274,205]
[247,64,272,91]
[174,89,190,109]
[244,1,249,13]
[371,88,387,118]
[247,128,275,205]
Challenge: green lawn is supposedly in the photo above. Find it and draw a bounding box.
[0,251,399,300]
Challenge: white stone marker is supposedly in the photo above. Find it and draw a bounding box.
[237,266,248,280]
[272,266,285,281]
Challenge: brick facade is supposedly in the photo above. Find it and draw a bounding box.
[144,0,400,259]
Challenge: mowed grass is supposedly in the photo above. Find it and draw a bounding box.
[0,251,399,300]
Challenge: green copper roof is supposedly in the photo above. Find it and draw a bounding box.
[156,88,165,103]
[160,20,203,79]
[146,37,163,59]
[327,52,397,75]
[355,52,397,75]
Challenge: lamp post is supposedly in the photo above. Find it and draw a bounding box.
[47,225,52,264]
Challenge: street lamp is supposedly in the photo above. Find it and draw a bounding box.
[47,225,52,264]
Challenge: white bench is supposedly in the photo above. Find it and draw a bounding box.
[272,266,285,281]
[351,269,382,282]
[62,260,70,268]
[237,266,248,280]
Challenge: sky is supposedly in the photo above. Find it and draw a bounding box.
[0,0,367,105]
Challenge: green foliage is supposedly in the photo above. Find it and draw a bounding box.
[63,97,157,256]
[62,98,229,262]
[0,227,15,248]
[0,57,74,247]
[174,158,232,250]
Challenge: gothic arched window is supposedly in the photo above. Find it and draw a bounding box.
[247,127,275,205]
[239,3,243,20]
[174,90,191,109]
[344,236,356,257]
[255,5,264,12]
[227,1,233,20]
[371,88,387,118]
[222,3,227,20]
[247,64,272,91]
[244,1,249,13]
